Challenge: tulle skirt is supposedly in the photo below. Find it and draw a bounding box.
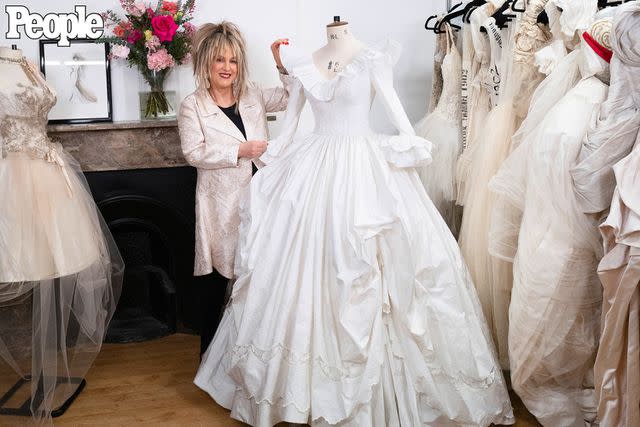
[0,150,123,425]
[491,77,608,426]
[456,101,518,370]
[0,152,106,283]
[415,110,462,235]
[194,132,513,427]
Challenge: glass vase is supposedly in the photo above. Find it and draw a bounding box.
[138,68,176,120]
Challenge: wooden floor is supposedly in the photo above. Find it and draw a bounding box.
[0,334,541,426]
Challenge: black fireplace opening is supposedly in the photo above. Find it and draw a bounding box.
[103,199,179,343]
[85,167,214,343]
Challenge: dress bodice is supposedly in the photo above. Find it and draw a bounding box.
[302,64,374,136]
[470,4,495,66]
[261,40,431,167]
[0,58,58,162]
[282,48,382,137]
[435,24,462,121]
[428,21,449,113]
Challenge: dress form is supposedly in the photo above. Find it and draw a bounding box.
[312,19,365,80]
[0,46,34,90]
[0,41,124,424]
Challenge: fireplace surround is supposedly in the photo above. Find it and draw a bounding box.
[48,120,225,342]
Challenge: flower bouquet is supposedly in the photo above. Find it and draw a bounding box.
[100,0,197,118]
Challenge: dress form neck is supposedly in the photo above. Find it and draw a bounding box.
[0,46,36,90]
[325,23,358,48]
[313,22,365,80]
[0,46,23,61]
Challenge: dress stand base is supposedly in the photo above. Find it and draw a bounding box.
[0,375,86,418]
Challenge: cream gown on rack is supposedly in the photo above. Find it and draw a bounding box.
[571,5,640,218]
[489,20,611,426]
[485,0,598,375]
[507,0,597,156]
[488,0,552,261]
[457,14,513,368]
[415,22,462,234]
[588,4,640,426]
[459,6,478,155]
[489,35,584,261]
[457,0,551,369]
[455,1,496,205]
[597,141,640,427]
[427,18,448,114]
[194,40,514,427]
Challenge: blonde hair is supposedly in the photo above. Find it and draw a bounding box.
[191,21,249,104]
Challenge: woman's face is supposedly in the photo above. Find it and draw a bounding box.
[210,45,238,91]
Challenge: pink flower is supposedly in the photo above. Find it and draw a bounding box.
[179,52,192,65]
[145,35,161,51]
[113,21,131,38]
[147,48,175,71]
[119,0,134,11]
[160,1,178,15]
[100,12,111,26]
[127,29,142,44]
[151,15,178,42]
[146,7,155,19]
[182,21,196,37]
[110,44,130,59]
[128,1,146,17]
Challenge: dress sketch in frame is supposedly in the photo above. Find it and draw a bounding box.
[39,38,112,124]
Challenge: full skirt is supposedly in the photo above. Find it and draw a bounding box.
[195,133,513,427]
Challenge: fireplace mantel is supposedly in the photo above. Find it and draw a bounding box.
[53,120,216,337]
[48,120,187,172]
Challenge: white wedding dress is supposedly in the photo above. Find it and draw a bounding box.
[490,21,611,425]
[194,41,513,427]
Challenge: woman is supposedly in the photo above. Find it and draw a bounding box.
[178,21,293,355]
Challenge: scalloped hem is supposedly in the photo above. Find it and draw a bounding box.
[195,304,514,427]
[196,346,514,427]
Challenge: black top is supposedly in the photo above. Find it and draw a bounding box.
[219,104,247,139]
[218,104,257,175]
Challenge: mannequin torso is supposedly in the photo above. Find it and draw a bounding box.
[0,46,36,91]
[312,22,365,80]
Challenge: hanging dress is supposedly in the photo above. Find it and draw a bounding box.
[415,22,463,234]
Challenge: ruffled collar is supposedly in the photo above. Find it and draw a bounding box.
[281,40,401,102]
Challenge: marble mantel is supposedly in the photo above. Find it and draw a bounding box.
[47,120,187,172]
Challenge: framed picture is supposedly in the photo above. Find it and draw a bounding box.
[39,38,112,124]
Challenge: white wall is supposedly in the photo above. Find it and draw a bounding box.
[1,0,444,133]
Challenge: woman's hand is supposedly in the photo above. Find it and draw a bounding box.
[271,38,289,73]
[238,140,268,159]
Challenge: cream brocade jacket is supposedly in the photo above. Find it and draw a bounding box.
[178,75,294,278]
